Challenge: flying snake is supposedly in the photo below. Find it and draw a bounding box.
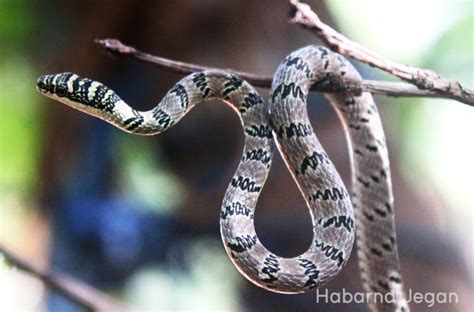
[36,45,409,311]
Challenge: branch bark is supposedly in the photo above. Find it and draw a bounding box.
[288,0,473,105]
[0,246,129,312]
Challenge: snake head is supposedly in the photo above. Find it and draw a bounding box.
[36,72,76,98]
[36,72,124,126]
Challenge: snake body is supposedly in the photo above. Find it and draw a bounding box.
[37,45,408,311]
[271,46,408,311]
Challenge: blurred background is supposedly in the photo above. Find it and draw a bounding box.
[0,0,472,311]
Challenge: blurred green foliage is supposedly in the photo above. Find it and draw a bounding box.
[425,13,473,85]
[0,1,42,198]
[400,12,474,225]
[399,12,473,148]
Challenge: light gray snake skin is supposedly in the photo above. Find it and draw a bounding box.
[36,45,408,311]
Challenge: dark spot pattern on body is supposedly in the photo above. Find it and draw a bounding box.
[365,144,378,152]
[124,115,144,131]
[227,235,257,253]
[244,148,271,165]
[363,212,375,222]
[299,259,320,288]
[309,187,348,202]
[370,248,383,257]
[284,56,312,78]
[297,151,327,175]
[315,240,345,267]
[245,124,272,138]
[348,123,361,130]
[261,254,280,284]
[151,108,173,129]
[277,122,313,139]
[240,92,264,114]
[192,72,211,98]
[374,208,387,217]
[271,82,305,102]
[370,175,380,183]
[318,215,354,233]
[231,175,262,193]
[220,201,253,220]
[357,176,370,188]
[170,84,189,109]
[381,242,393,252]
[223,75,244,99]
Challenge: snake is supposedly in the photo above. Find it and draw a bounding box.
[36,45,408,311]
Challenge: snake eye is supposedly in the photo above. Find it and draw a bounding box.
[56,86,67,97]
[37,81,46,90]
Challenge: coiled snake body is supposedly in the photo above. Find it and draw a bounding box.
[37,46,408,311]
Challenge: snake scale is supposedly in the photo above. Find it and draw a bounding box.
[36,46,408,311]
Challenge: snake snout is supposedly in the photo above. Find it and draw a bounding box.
[36,75,52,93]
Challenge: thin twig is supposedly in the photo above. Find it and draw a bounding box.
[288,0,473,105]
[94,39,272,88]
[95,39,472,106]
[0,245,129,312]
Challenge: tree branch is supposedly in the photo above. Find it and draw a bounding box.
[288,0,473,105]
[0,245,129,312]
[95,39,472,106]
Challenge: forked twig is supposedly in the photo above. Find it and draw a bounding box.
[94,39,472,106]
[288,0,473,105]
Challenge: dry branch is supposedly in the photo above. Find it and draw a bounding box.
[95,39,472,106]
[288,0,473,105]
[0,246,129,312]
